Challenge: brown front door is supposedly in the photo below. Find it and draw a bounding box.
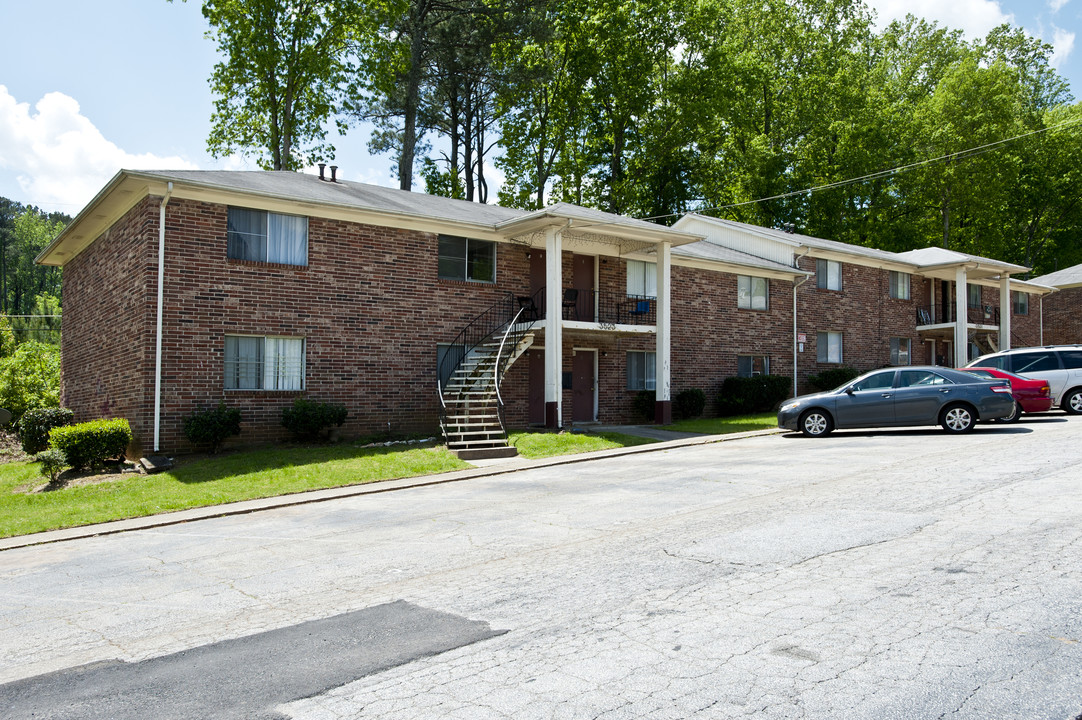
[572,350,596,422]
[572,254,595,321]
[528,349,545,425]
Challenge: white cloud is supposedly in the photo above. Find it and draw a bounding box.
[1050,0,1070,13]
[864,0,1013,38]
[0,86,197,211]
[1051,26,1077,68]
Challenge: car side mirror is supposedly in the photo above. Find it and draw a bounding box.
[845,387,854,395]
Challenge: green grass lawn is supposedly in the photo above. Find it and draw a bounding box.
[0,443,469,539]
[662,412,779,434]
[509,430,656,459]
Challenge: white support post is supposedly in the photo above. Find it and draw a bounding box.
[544,227,563,428]
[999,275,1012,352]
[654,242,672,423]
[954,267,969,367]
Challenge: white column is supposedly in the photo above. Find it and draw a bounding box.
[999,275,1012,352]
[544,227,563,427]
[954,266,968,367]
[654,242,671,421]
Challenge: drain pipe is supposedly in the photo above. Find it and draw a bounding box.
[792,251,810,398]
[154,182,173,453]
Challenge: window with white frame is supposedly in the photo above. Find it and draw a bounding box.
[888,271,910,300]
[967,284,981,308]
[438,234,496,282]
[626,259,657,298]
[626,351,656,391]
[227,207,308,266]
[224,335,305,390]
[890,337,911,365]
[816,259,841,291]
[738,355,769,377]
[738,275,769,310]
[817,332,843,363]
[1012,290,1029,315]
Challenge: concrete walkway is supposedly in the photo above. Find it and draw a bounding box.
[0,427,782,552]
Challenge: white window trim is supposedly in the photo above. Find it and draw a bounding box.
[816,259,841,291]
[626,259,657,299]
[738,275,769,310]
[817,331,843,364]
[889,271,910,300]
[626,350,656,391]
[438,234,497,283]
[227,207,309,266]
[225,334,306,391]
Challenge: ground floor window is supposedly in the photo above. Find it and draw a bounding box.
[627,351,656,391]
[225,335,305,390]
[737,355,769,377]
[817,332,843,363]
[890,337,911,365]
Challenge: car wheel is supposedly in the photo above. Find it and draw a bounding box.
[941,404,975,433]
[1063,388,1082,415]
[997,402,1021,423]
[799,409,833,437]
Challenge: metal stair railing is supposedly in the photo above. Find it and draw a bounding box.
[492,288,544,440]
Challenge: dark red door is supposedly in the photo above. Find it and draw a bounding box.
[572,350,596,422]
[573,255,595,321]
[528,349,545,425]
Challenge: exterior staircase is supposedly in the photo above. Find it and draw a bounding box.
[439,292,541,460]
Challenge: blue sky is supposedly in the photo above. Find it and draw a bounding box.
[1,0,1079,215]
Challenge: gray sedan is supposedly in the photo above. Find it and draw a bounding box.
[778,366,1016,437]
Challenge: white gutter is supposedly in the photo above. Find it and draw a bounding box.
[792,251,811,398]
[153,182,173,452]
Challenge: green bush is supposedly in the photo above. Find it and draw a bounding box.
[716,375,792,416]
[35,448,67,483]
[632,390,655,422]
[184,402,242,453]
[18,407,74,454]
[48,418,132,470]
[807,366,861,392]
[0,340,60,421]
[673,388,706,419]
[281,398,348,441]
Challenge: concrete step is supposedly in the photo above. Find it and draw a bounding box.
[451,446,519,461]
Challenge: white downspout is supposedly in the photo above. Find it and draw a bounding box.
[154,182,173,452]
[792,252,810,398]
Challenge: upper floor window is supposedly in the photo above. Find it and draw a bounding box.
[816,259,841,291]
[967,284,981,308]
[227,207,308,266]
[626,260,657,298]
[888,271,910,300]
[1012,290,1029,315]
[225,335,305,390]
[438,235,495,283]
[738,275,769,310]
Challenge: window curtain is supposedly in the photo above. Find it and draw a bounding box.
[268,213,308,266]
[626,261,657,298]
[264,338,305,390]
[225,335,263,389]
[227,208,267,261]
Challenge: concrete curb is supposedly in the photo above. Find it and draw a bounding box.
[0,427,784,552]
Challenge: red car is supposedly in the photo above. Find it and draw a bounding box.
[960,367,1053,421]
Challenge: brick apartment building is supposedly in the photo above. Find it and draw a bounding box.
[1031,263,1082,345]
[38,170,1048,454]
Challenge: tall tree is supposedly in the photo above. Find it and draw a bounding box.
[193,0,362,170]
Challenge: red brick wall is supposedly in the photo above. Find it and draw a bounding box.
[1040,287,1082,345]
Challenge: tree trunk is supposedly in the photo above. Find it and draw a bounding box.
[399,1,430,192]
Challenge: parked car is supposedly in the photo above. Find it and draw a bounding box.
[778,366,1015,437]
[958,367,1053,421]
[965,345,1082,414]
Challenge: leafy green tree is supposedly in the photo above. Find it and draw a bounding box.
[0,341,60,421]
[190,0,363,170]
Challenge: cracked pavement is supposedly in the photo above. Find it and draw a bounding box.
[1,417,1080,718]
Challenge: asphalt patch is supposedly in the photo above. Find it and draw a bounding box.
[0,600,505,719]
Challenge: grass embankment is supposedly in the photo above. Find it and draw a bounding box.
[0,443,467,539]
[509,430,656,459]
[662,412,779,434]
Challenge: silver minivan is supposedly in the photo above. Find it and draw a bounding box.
[966,345,1082,413]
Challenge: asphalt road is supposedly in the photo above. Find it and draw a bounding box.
[1,415,1080,719]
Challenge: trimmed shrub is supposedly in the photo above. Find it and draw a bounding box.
[18,407,74,454]
[281,398,348,441]
[807,367,861,392]
[673,388,706,419]
[184,402,242,453]
[49,418,132,470]
[35,448,67,484]
[632,390,655,422]
[716,375,792,416]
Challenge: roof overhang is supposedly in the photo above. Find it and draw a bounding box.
[498,208,703,253]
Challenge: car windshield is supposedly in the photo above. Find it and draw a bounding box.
[964,369,993,379]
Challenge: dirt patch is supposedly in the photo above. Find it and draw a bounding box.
[0,431,29,463]
[20,464,142,494]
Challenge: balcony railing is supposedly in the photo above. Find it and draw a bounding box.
[514,289,657,327]
[916,305,1001,326]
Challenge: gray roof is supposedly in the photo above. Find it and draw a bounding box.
[1030,262,1082,288]
[701,216,906,265]
[673,240,805,275]
[137,170,526,227]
